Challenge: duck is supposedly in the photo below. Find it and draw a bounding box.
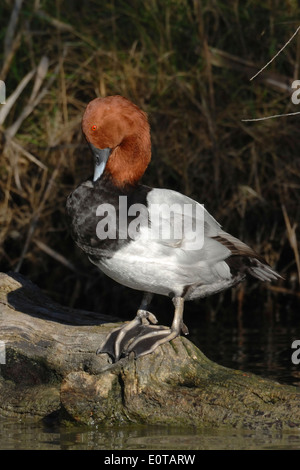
[66,95,281,362]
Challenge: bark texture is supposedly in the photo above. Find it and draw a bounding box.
[0,272,299,429]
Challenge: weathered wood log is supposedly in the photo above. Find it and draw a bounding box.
[0,271,300,429]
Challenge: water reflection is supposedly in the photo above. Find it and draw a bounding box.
[1,419,300,450]
[188,324,300,387]
[186,301,300,387]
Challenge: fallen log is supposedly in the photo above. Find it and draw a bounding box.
[0,271,299,429]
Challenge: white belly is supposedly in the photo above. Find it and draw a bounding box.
[90,252,181,297]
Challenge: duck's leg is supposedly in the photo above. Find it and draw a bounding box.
[97,292,157,361]
[125,296,186,358]
[97,295,188,361]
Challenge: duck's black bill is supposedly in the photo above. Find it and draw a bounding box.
[88,143,112,182]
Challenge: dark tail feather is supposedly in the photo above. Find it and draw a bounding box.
[248,259,283,282]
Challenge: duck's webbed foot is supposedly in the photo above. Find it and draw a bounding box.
[97,296,187,362]
[96,308,161,361]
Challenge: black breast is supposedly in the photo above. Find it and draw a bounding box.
[66,177,151,259]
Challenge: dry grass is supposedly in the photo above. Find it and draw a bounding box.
[0,0,299,317]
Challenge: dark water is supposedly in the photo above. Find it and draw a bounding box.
[189,311,300,388]
[1,419,300,450]
[1,298,300,450]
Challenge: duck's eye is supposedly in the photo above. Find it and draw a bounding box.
[91,125,97,131]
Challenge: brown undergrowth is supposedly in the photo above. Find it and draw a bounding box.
[0,0,299,319]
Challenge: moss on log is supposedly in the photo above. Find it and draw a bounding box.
[0,272,299,429]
